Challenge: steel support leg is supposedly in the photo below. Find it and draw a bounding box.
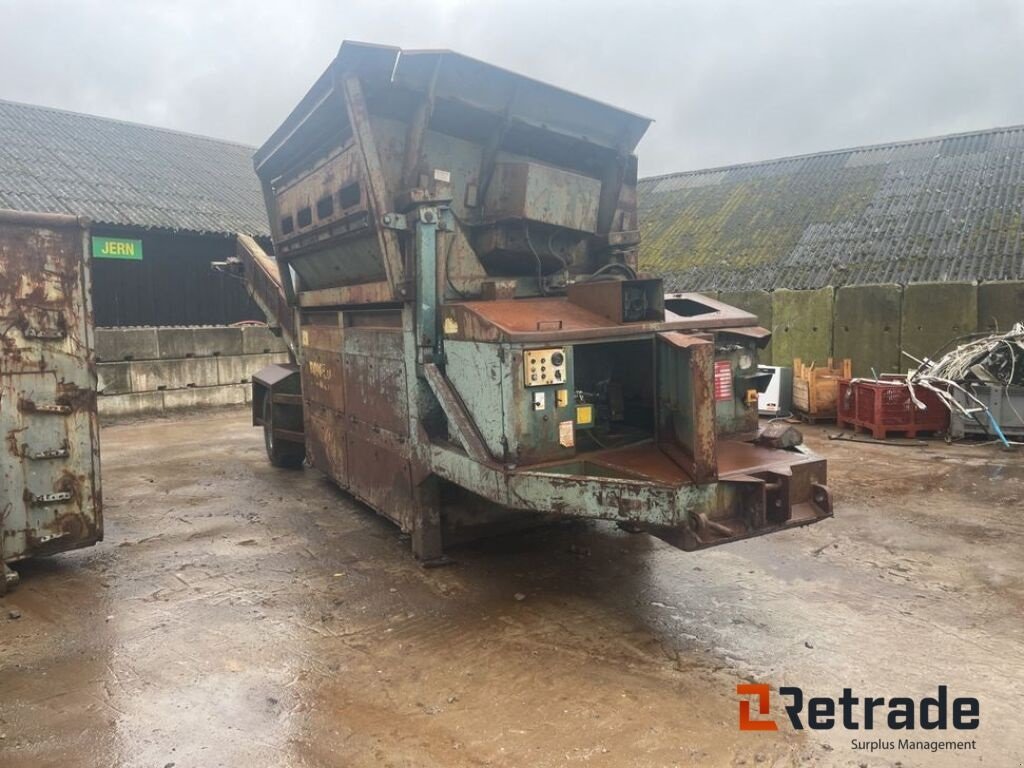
[414,208,439,368]
[411,475,448,566]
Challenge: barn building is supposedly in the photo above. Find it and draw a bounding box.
[638,125,1024,374]
[0,99,288,416]
[0,98,270,327]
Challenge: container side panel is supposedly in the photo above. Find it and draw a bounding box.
[342,328,408,437]
[0,218,101,563]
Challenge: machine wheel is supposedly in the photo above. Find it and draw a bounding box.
[263,396,304,469]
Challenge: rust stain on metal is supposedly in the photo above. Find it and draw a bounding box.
[1,210,102,578]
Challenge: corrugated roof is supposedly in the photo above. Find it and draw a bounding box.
[637,125,1024,291]
[0,99,269,236]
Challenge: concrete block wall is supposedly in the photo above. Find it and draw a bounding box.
[900,282,977,364]
[834,284,901,377]
[708,281,1024,375]
[770,287,834,370]
[978,281,1024,332]
[97,325,289,417]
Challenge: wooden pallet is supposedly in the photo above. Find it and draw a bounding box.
[793,358,852,420]
[797,410,838,425]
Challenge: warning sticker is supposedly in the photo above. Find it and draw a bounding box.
[558,420,575,448]
[713,360,733,401]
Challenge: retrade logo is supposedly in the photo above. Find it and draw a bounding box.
[737,684,778,731]
[737,684,979,732]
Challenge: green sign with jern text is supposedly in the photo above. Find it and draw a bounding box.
[92,237,143,260]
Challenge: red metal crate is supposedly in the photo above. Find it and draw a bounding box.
[837,377,949,439]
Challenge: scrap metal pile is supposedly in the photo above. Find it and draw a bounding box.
[905,322,1024,444]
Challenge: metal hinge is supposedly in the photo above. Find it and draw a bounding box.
[23,327,67,340]
[28,403,71,414]
[28,447,70,460]
[32,491,73,505]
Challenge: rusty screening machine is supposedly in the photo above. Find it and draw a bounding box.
[240,42,832,561]
[0,210,102,591]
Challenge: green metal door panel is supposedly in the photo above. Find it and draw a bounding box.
[713,349,757,437]
[421,130,487,220]
[443,341,507,460]
[506,344,576,465]
[656,332,717,483]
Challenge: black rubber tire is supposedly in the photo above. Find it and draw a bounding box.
[263,396,304,469]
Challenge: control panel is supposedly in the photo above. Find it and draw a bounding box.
[524,348,567,387]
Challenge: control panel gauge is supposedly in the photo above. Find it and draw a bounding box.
[524,348,567,387]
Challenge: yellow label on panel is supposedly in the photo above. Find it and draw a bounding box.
[576,404,594,425]
[443,317,459,335]
[556,388,569,408]
[558,420,575,448]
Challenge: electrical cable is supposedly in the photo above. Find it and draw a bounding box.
[444,228,469,299]
[524,222,547,296]
[546,230,569,287]
[580,261,638,282]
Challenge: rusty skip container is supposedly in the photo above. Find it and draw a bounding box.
[0,210,102,591]
[235,42,832,562]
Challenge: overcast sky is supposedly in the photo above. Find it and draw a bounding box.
[2,0,1023,176]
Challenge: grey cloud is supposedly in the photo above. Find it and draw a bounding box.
[1,0,1022,176]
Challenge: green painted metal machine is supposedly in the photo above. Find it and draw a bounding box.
[233,42,832,561]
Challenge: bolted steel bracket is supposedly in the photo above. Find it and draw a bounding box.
[381,212,408,231]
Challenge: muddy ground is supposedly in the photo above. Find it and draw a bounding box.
[1,408,1021,767]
